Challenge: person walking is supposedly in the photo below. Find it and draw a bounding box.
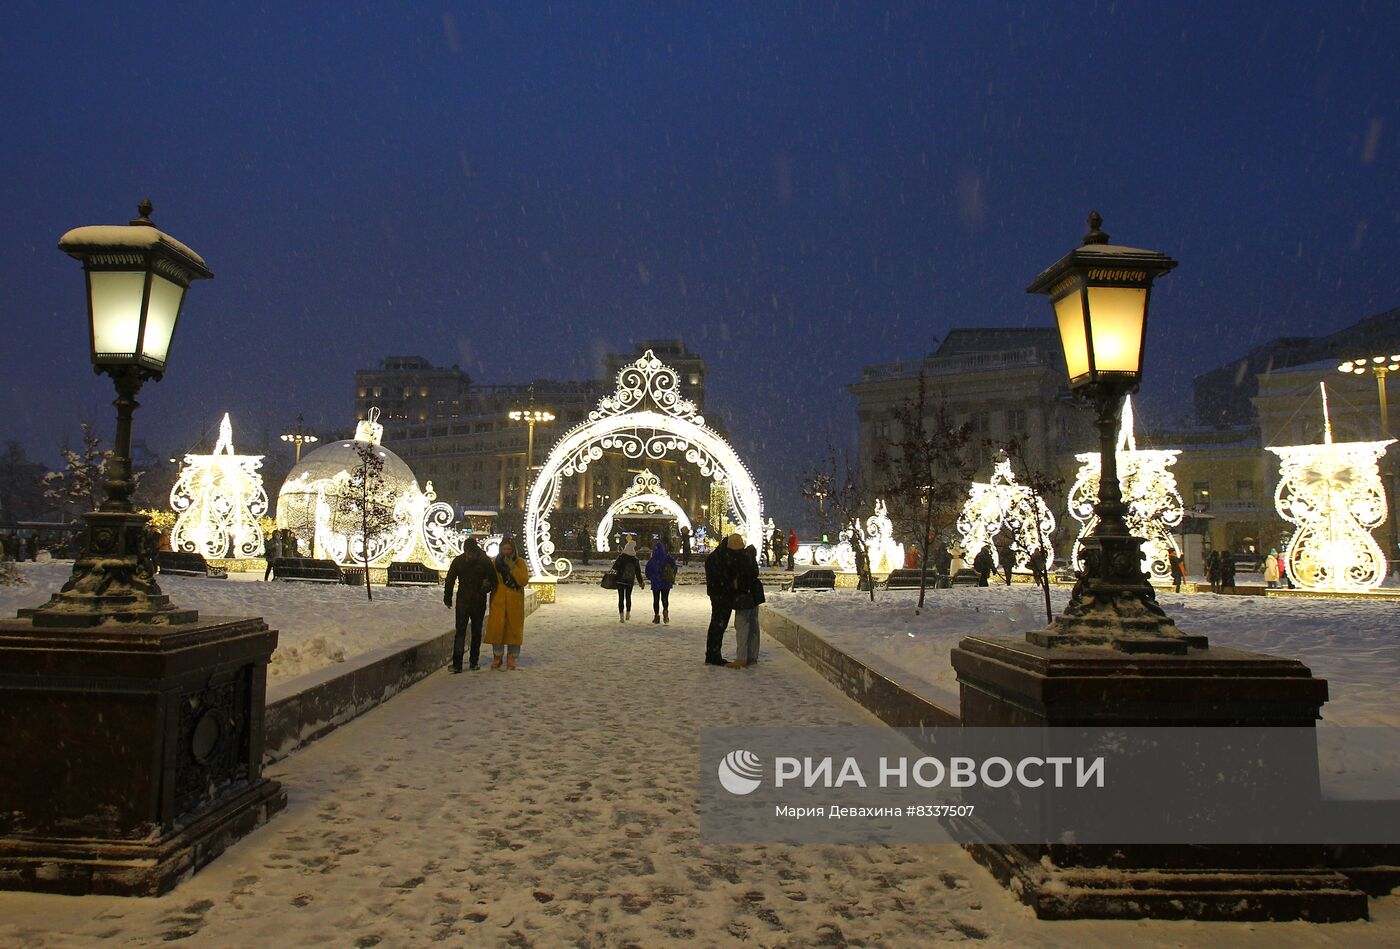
[580,524,591,565]
[770,525,785,570]
[611,539,645,622]
[680,525,692,567]
[484,538,530,670]
[729,544,764,668]
[703,535,739,665]
[994,536,1015,586]
[1205,550,1221,594]
[444,537,498,672]
[1220,548,1236,594]
[1263,548,1280,589]
[972,545,995,587]
[787,529,797,571]
[1029,547,1049,588]
[645,540,677,624]
[263,530,283,581]
[1168,548,1186,593]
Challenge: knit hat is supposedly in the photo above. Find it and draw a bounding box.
[726,534,744,550]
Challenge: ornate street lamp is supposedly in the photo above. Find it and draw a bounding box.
[1025,212,1202,653]
[507,385,555,507]
[280,414,320,463]
[1337,353,1400,574]
[30,201,211,627]
[1,203,285,898]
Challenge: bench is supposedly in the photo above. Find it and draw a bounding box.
[884,568,943,590]
[272,557,343,583]
[950,568,983,587]
[790,568,836,591]
[387,562,441,587]
[157,550,222,578]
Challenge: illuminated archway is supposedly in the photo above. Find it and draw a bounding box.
[525,350,763,579]
[594,470,694,551]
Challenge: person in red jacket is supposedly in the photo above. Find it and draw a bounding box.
[787,529,798,571]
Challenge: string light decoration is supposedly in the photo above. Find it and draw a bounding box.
[957,454,1057,573]
[169,413,269,559]
[274,408,462,570]
[595,470,694,551]
[524,350,764,580]
[1067,395,1184,580]
[826,500,905,573]
[1269,382,1395,592]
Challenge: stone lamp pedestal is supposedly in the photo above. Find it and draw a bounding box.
[949,634,1369,922]
[0,614,286,896]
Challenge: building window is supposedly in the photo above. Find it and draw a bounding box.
[420,387,429,397]
[357,387,367,398]
[971,411,990,434]
[1192,481,1211,508]
[1005,409,1027,433]
[1236,479,1254,497]
[372,387,382,397]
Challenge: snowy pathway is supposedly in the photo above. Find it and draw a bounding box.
[3,586,1397,947]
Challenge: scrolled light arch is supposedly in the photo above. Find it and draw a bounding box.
[524,350,763,580]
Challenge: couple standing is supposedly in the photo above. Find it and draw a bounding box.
[443,538,531,672]
[610,540,678,623]
[703,534,764,668]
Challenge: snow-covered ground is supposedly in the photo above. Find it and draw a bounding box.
[0,562,452,683]
[3,584,1396,947]
[766,584,1400,728]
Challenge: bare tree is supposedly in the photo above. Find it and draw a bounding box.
[802,445,876,601]
[995,434,1067,624]
[42,423,111,520]
[876,373,978,610]
[329,443,399,601]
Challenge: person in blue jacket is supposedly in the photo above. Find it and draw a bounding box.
[645,541,678,625]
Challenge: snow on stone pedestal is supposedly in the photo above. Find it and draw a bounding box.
[1067,395,1183,580]
[1269,382,1395,592]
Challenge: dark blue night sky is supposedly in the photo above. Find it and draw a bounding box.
[2,1,1397,519]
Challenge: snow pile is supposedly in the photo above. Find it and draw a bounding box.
[767,585,1400,728]
[0,562,451,682]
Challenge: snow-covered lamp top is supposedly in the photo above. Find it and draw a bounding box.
[57,200,212,375]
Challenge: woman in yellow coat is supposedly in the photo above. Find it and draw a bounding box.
[485,538,531,669]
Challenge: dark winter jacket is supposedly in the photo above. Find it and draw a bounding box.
[444,549,499,611]
[732,546,764,609]
[704,545,736,607]
[972,547,995,577]
[645,543,677,590]
[612,553,643,587]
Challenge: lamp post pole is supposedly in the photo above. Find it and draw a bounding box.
[280,414,319,463]
[1024,212,1202,654]
[508,385,555,510]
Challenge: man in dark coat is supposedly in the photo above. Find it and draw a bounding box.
[680,525,692,566]
[444,537,499,672]
[703,535,738,665]
[972,546,995,587]
[994,533,1016,586]
[1220,548,1236,593]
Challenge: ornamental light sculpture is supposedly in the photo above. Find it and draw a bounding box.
[1269,382,1394,592]
[279,414,320,463]
[31,200,212,626]
[1025,212,1202,653]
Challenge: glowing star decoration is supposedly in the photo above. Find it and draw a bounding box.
[957,455,1057,573]
[1269,382,1395,592]
[524,349,764,580]
[275,408,463,570]
[169,414,269,559]
[1067,395,1184,580]
[595,470,694,552]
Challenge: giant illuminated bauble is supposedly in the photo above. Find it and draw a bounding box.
[1269,382,1395,592]
[275,409,461,569]
[1067,395,1183,579]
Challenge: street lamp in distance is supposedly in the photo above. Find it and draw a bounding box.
[280,414,320,463]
